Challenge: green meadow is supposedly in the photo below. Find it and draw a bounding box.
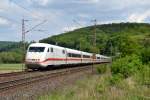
[0,64,24,71]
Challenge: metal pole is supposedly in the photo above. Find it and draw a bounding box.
[22,19,26,71]
[93,19,97,47]
[91,19,97,74]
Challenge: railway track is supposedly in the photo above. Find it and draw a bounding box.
[0,66,91,92]
[0,71,28,77]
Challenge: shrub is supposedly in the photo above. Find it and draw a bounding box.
[109,74,123,85]
[97,65,107,74]
[0,57,2,63]
[95,84,105,93]
[135,64,150,86]
[0,51,22,63]
[141,47,150,64]
[111,54,142,78]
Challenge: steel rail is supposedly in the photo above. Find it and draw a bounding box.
[0,71,28,77]
[0,66,91,92]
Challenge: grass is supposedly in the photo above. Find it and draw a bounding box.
[0,63,23,70]
[38,65,150,100]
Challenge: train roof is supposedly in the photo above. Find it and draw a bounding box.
[29,43,50,47]
[29,43,86,54]
[29,43,65,49]
[82,51,92,55]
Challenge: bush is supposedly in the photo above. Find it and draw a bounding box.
[135,64,150,86]
[95,84,105,93]
[97,65,107,74]
[111,54,142,78]
[141,47,150,64]
[0,50,22,63]
[0,57,2,63]
[109,74,123,85]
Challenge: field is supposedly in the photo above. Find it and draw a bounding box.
[0,64,23,73]
[38,65,150,100]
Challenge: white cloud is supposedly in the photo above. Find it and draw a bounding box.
[83,0,99,3]
[72,0,100,4]
[98,19,125,24]
[128,10,150,22]
[77,13,91,19]
[0,0,10,10]
[29,0,53,6]
[62,26,81,32]
[0,17,10,26]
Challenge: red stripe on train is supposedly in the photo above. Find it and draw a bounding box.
[40,58,94,63]
[26,58,99,64]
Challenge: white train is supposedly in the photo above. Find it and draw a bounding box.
[25,43,111,70]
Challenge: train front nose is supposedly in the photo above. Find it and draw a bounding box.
[25,53,47,69]
[26,51,44,60]
[25,46,46,69]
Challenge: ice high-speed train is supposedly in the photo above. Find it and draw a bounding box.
[25,43,111,70]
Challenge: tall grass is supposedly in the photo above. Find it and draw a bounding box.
[38,64,150,100]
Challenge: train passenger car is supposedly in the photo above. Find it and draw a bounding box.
[25,43,111,70]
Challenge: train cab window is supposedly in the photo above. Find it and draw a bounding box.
[51,48,53,52]
[29,47,45,52]
[62,50,65,54]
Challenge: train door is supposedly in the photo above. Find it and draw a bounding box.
[46,47,54,65]
[55,48,66,65]
[65,48,68,65]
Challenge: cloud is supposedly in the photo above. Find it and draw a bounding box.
[98,20,125,24]
[71,0,100,4]
[77,13,91,19]
[62,26,81,32]
[29,0,53,6]
[0,17,10,26]
[1,0,150,41]
[128,10,150,22]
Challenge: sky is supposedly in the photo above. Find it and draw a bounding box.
[0,0,150,42]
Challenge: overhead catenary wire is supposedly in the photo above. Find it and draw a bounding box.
[10,0,44,20]
[25,20,47,34]
[11,0,66,38]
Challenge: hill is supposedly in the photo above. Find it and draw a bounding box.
[40,23,150,56]
[0,41,21,52]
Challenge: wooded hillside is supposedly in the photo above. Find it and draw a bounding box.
[40,23,150,56]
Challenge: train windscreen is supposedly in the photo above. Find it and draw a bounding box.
[29,47,45,52]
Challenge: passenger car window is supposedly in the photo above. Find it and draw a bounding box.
[51,48,53,52]
[62,50,65,54]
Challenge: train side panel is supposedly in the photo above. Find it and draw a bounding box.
[25,43,111,70]
[66,49,82,65]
